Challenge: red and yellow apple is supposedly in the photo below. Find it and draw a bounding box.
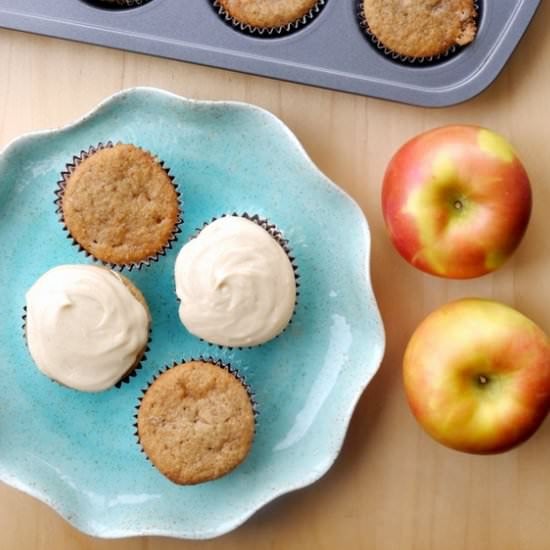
[382,125,532,279]
[404,299,550,454]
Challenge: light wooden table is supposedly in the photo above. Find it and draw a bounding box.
[1,4,550,549]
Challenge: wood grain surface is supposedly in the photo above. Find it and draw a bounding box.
[1,3,550,549]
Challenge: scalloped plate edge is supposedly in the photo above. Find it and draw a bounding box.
[0,87,386,539]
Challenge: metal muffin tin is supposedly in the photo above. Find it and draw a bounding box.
[0,0,541,107]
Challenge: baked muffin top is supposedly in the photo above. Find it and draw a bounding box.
[137,361,255,485]
[61,143,180,265]
[217,0,320,28]
[363,0,477,58]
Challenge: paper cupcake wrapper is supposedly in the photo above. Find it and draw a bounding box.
[356,0,480,65]
[186,212,300,350]
[133,357,258,464]
[115,332,151,388]
[22,305,151,391]
[54,141,183,272]
[84,0,152,8]
[212,0,327,38]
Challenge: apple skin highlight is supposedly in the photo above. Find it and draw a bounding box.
[382,125,532,279]
[403,299,550,454]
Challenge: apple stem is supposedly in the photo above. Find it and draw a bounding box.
[454,200,463,210]
[478,375,489,385]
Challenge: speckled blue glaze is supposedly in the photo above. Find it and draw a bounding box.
[0,88,385,539]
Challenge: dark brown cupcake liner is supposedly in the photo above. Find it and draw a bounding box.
[54,141,183,272]
[357,0,480,66]
[184,212,300,350]
[115,332,151,388]
[133,357,258,464]
[22,304,151,391]
[83,0,152,8]
[212,0,327,38]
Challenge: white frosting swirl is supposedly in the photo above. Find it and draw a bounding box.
[175,217,296,347]
[25,265,150,392]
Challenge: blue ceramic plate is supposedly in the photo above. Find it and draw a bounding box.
[0,88,385,539]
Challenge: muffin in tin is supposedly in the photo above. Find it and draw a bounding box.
[24,264,151,392]
[214,0,326,35]
[360,0,478,60]
[136,359,256,485]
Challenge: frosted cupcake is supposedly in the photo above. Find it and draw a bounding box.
[25,265,150,392]
[174,215,297,348]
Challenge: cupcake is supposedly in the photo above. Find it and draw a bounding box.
[360,0,478,60]
[24,265,150,392]
[136,359,255,485]
[56,143,182,270]
[214,0,326,35]
[174,214,297,348]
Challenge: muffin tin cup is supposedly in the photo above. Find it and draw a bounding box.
[182,212,300,350]
[83,0,152,8]
[21,305,152,391]
[0,1,539,106]
[212,0,327,38]
[133,357,258,466]
[54,141,183,272]
[356,0,481,65]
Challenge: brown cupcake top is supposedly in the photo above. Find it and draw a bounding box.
[61,143,180,265]
[137,361,255,485]
[363,0,477,58]
[218,0,319,28]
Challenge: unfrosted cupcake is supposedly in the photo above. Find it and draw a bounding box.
[25,265,150,392]
[56,143,182,270]
[174,214,297,348]
[214,0,326,35]
[360,0,478,60]
[136,359,255,485]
